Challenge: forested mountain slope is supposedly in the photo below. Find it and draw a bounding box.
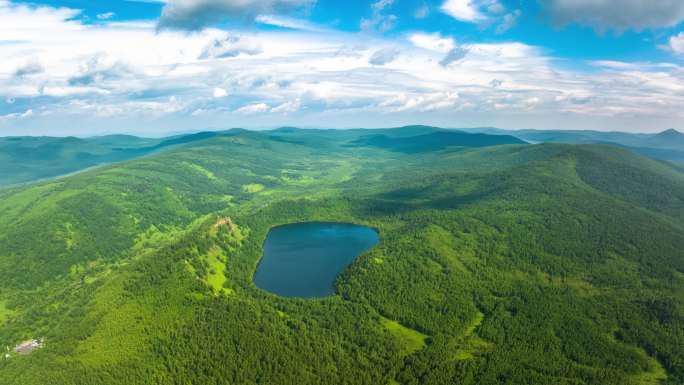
[0,129,682,385]
[0,130,238,187]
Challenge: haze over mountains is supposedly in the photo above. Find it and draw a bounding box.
[2,126,682,187]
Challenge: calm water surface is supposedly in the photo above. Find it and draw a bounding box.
[253,222,379,298]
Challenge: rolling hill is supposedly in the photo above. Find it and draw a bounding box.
[0,130,242,187]
[0,127,523,187]
[0,128,682,385]
[470,127,684,164]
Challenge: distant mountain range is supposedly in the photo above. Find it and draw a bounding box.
[1,125,682,188]
[467,127,684,164]
[0,130,242,187]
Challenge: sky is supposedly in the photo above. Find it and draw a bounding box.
[2,0,684,136]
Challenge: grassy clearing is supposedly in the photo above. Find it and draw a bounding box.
[454,336,495,361]
[464,312,484,337]
[632,354,668,385]
[184,162,216,181]
[424,225,469,273]
[205,247,228,295]
[242,183,265,193]
[608,332,669,385]
[380,317,428,357]
[453,312,494,361]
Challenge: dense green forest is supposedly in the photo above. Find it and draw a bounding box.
[0,130,230,187]
[0,128,682,385]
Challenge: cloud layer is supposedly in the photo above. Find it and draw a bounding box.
[3,0,684,135]
[544,0,684,31]
[158,0,315,30]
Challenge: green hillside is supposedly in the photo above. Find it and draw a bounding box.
[0,129,682,385]
[0,131,239,187]
[0,135,158,187]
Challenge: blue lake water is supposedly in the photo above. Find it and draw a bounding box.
[253,222,379,298]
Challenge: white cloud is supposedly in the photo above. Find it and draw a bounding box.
[199,34,262,59]
[441,0,488,22]
[213,87,228,97]
[97,12,115,20]
[544,0,684,32]
[441,0,517,32]
[0,109,33,121]
[236,102,270,114]
[255,14,326,31]
[380,91,460,112]
[361,0,398,32]
[42,86,111,97]
[0,0,82,38]
[271,99,301,113]
[665,32,684,55]
[409,33,455,53]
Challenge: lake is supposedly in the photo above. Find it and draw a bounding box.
[253,222,379,298]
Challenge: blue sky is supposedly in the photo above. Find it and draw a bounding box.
[2,0,684,136]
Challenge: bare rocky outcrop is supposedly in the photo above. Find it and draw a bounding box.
[14,339,43,355]
[214,217,235,231]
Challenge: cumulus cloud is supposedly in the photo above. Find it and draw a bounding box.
[441,0,504,22]
[199,34,262,59]
[441,0,485,22]
[5,0,684,134]
[369,48,399,65]
[158,0,315,31]
[409,32,455,53]
[361,0,398,33]
[441,0,519,33]
[543,0,684,32]
[664,32,684,54]
[380,91,460,112]
[68,53,132,86]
